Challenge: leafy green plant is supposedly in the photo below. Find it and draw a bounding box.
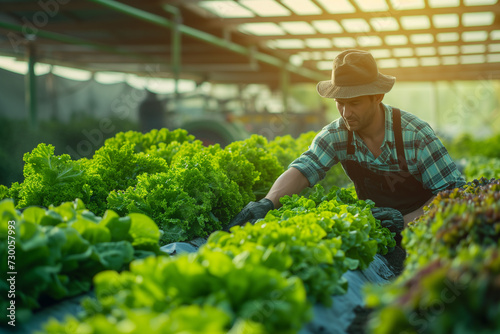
[103,128,195,153]
[226,134,284,199]
[15,143,91,210]
[445,133,500,160]
[207,184,395,306]
[0,198,160,325]
[366,246,500,334]
[402,177,500,276]
[462,156,500,181]
[0,116,139,188]
[43,304,235,334]
[107,150,243,244]
[42,248,311,334]
[365,178,500,334]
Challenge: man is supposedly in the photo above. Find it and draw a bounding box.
[138,90,167,133]
[228,49,465,235]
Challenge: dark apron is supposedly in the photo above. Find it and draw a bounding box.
[340,108,433,216]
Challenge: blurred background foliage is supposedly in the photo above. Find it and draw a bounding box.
[0,67,499,189]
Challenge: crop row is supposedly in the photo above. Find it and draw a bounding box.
[0,198,162,326]
[1,127,498,332]
[0,129,349,245]
[366,177,500,333]
[38,185,395,333]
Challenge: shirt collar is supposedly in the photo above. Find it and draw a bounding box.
[352,103,394,148]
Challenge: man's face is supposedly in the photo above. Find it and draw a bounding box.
[334,95,380,132]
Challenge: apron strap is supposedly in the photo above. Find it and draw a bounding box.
[392,108,408,171]
[346,107,408,171]
[347,128,355,155]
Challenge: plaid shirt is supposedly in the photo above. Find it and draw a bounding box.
[289,104,466,194]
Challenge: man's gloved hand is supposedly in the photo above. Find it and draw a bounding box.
[371,207,405,235]
[225,198,274,232]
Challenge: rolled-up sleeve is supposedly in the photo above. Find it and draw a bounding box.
[289,126,341,187]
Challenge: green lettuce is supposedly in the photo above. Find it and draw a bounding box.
[42,248,310,334]
[0,198,160,326]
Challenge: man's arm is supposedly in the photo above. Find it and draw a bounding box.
[403,195,435,226]
[265,167,310,208]
[225,167,310,230]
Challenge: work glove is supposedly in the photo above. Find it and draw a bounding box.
[224,198,274,232]
[371,207,405,235]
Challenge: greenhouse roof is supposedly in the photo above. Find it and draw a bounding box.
[0,0,499,85]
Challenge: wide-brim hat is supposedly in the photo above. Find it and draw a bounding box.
[316,49,396,99]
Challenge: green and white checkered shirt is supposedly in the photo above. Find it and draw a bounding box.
[289,104,466,194]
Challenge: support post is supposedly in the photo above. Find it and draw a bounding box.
[281,67,290,135]
[26,41,37,128]
[172,13,181,102]
[163,4,182,108]
[433,81,440,133]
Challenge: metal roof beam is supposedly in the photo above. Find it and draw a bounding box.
[0,20,156,63]
[88,0,325,82]
[208,5,500,27]
[238,26,499,42]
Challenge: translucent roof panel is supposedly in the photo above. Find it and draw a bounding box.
[400,58,419,67]
[415,47,436,56]
[289,54,303,66]
[291,55,305,66]
[311,20,343,34]
[3,0,500,87]
[240,0,291,17]
[332,37,357,48]
[420,57,440,66]
[410,33,434,44]
[436,32,460,42]
[393,47,414,57]
[464,0,498,5]
[377,58,398,68]
[324,51,341,59]
[462,31,489,42]
[442,56,460,65]
[461,54,486,64]
[316,0,355,14]
[492,30,500,40]
[357,36,383,47]
[462,12,495,26]
[51,66,92,81]
[438,45,460,55]
[428,0,460,7]
[385,35,409,45]
[198,1,254,18]
[280,21,316,35]
[341,18,371,33]
[432,14,459,28]
[390,0,425,10]
[370,49,392,58]
[273,39,305,49]
[461,44,487,54]
[311,51,324,60]
[353,0,389,11]
[317,60,332,70]
[487,54,500,63]
[298,51,311,60]
[489,43,500,52]
[400,15,431,30]
[370,17,400,31]
[281,0,322,15]
[305,38,332,48]
[239,22,285,36]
